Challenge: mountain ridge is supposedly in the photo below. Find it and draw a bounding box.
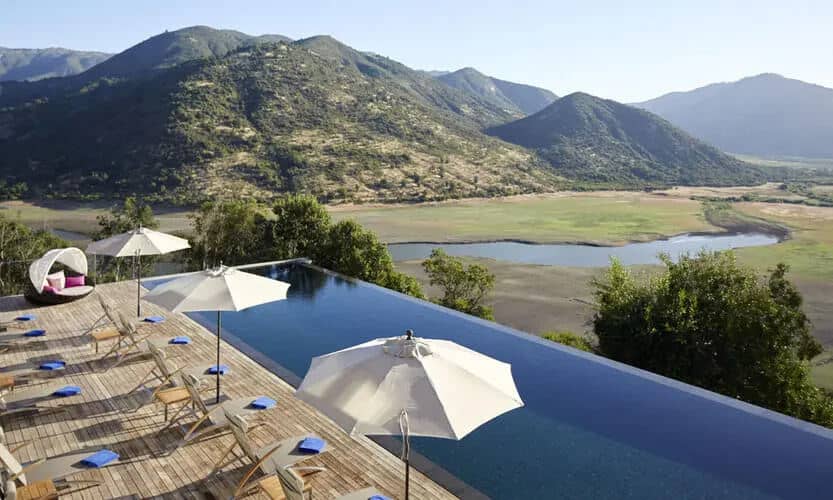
[436,67,557,116]
[488,92,765,186]
[635,73,833,158]
[0,47,112,81]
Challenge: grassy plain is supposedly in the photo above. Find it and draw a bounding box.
[0,200,194,236]
[331,192,717,244]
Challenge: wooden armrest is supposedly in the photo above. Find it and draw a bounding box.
[10,441,31,454]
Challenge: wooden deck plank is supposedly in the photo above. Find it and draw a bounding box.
[0,282,458,499]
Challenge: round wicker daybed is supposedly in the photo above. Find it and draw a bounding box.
[24,247,96,305]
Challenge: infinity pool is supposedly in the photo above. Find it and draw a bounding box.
[150,263,833,499]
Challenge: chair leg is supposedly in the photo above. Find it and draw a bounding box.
[212,443,240,472]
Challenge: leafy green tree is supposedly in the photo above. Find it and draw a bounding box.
[318,220,395,283]
[0,214,68,296]
[267,194,331,261]
[189,200,267,268]
[593,251,833,427]
[379,270,426,300]
[422,249,495,320]
[542,331,595,352]
[94,196,158,238]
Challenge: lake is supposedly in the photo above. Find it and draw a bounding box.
[388,232,779,266]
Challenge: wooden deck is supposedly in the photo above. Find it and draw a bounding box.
[0,281,458,499]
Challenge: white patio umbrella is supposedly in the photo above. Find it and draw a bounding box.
[296,330,524,500]
[143,265,290,403]
[86,226,190,317]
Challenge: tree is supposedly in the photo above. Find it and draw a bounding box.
[0,214,67,296]
[542,331,594,352]
[319,220,395,283]
[422,249,495,320]
[593,251,833,427]
[94,196,158,239]
[186,195,425,299]
[189,200,267,268]
[267,194,331,261]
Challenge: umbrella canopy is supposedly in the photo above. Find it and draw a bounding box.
[297,333,523,438]
[86,226,190,317]
[296,331,523,499]
[86,226,190,257]
[144,266,290,402]
[143,266,290,313]
[28,247,88,293]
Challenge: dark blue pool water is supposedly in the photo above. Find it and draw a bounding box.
[150,264,833,499]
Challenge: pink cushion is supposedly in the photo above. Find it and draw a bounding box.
[65,275,86,288]
[46,270,66,290]
[43,285,58,294]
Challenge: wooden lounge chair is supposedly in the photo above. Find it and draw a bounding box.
[100,311,184,372]
[0,381,77,417]
[0,442,117,499]
[154,373,269,447]
[128,341,215,396]
[218,411,325,493]
[88,295,155,352]
[0,329,50,353]
[1,357,68,382]
[252,465,383,500]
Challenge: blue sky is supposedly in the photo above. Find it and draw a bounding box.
[3,0,831,101]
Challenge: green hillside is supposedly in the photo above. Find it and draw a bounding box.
[487,92,766,186]
[0,40,558,203]
[0,47,111,81]
[437,67,557,116]
[82,26,291,79]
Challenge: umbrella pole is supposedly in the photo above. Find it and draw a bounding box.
[136,250,142,318]
[400,409,411,500]
[216,310,221,404]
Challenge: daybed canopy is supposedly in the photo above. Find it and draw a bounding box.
[29,247,89,293]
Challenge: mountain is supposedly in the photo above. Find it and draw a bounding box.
[436,67,557,115]
[635,74,833,159]
[81,25,292,80]
[292,37,515,127]
[487,92,765,186]
[0,37,557,203]
[0,26,292,106]
[0,47,111,81]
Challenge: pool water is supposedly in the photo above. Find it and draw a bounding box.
[153,264,833,499]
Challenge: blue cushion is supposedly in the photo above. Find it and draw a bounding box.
[369,496,392,500]
[15,314,35,321]
[39,360,66,370]
[80,449,119,468]
[169,336,190,345]
[23,329,46,337]
[298,436,326,454]
[53,385,82,397]
[249,396,277,410]
[143,316,165,323]
[207,364,229,375]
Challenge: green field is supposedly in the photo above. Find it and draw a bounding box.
[732,202,833,280]
[0,200,194,236]
[332,192,718,244]
[732,154,833,170]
